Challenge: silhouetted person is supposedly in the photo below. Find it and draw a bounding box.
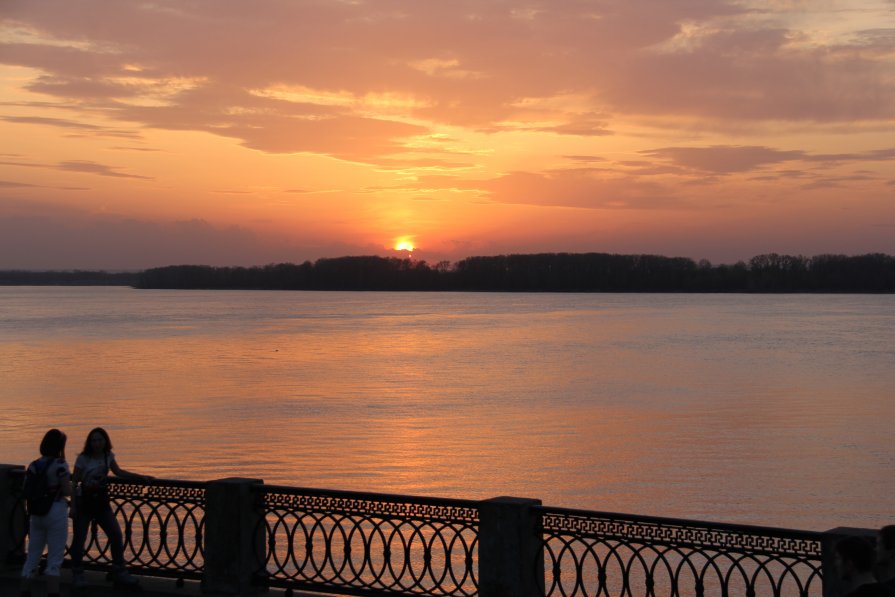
[69,427,152,590]
[20,429,71,597]
[836,536,895,596]
[878,526,895,591]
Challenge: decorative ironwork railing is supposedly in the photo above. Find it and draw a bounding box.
[7,470,205,580]
[254,484,480,596]
[3,466,849,597]
[537,506,824,597]
[90,478,205,579]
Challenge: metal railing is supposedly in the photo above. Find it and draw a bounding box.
[6,469,205,580]
[537,506,824,597]
[1,465,862,597]
[96,477,205,579]
[254,484,479,596]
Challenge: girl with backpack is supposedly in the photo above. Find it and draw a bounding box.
[20,428,71,597]
[69,427,152,590]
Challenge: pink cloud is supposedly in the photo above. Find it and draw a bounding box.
[642,146,806,173]
[1,0,892,162]
[416,167,685,210]
[58,160,152,179]
[642,145,895,174]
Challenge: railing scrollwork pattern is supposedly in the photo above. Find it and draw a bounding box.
[90,478,205,579]
[2,466,851,597]
[537,507,824,597]
[254,485,479,596]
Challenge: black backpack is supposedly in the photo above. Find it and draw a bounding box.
[23,458,56,516]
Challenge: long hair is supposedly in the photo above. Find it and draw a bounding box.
[81,427,113,456]
[39,428,67,459]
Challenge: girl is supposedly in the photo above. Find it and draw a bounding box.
[20,429,71,597]
[70,427,152,589]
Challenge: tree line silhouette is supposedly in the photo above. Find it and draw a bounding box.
[3,252,891,292]
[0,270,139,286]
[129,252,895,292]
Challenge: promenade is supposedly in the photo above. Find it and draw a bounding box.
[0,569,192,596]
[0,568,330,596]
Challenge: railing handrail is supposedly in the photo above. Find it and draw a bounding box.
[259,483,481,510]
[7,467,205,492]
[105,476,207,491]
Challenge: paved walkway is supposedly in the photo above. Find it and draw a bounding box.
[2,569,199,597]
[0,568,329,597]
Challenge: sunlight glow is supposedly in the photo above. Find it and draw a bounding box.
[394,240,415,253]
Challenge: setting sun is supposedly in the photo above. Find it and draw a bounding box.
[394,241,415,253]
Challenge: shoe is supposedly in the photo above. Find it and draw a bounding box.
[113,569,140,586]
[113,570,143,593]
[72,568,87,589]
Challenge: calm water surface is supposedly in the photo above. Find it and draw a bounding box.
[1,287,892,531]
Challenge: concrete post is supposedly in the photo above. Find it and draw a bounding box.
[202,478,265,595]
[821,526,878,597]
[0,464,26,569]
[478,496,544,597]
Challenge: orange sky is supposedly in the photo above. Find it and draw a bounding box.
[1,0,894,269]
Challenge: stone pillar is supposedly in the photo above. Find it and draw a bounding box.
[821,526,877,597]
[0,464,26,569]
[202,478,265,595]
[478,496,544,597]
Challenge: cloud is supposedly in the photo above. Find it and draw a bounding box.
[0,204,305,269]
[4,0,890,157]
[563,155,608,163]
[0,180,37,188]
[58,160,152,179]
[530,113,614,137]
[606,24,895,123]
[642,145,895,174]
[1,114,141,139]
[642,146,806,173]
[1,115,105,130]
[0,179,88,191]
[0,156,151,179]
[416,167,684,210]
[1,0,894,267]
[0,197,407,269]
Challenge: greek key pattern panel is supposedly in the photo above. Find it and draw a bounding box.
[263,489,480,524]
[539,509,823,558]
[538,508,823,597]
[256,487,479,596]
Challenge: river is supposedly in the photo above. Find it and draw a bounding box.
[1,287,892,531]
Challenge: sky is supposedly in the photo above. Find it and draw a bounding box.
[1,0,894,269]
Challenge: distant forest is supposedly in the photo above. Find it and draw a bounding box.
[0,270,139,286]
[131,252,895,293]
[3,252,892,292]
